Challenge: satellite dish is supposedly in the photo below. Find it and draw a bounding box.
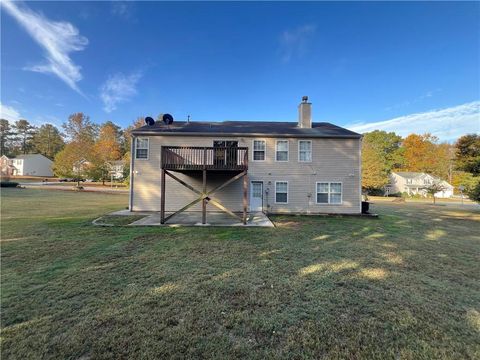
[145,116,155,126]
[162,113,174,125]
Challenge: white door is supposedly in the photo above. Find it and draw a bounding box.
[250,181,263,212]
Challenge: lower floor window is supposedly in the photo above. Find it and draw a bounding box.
[316,182,342,204]
[275,181,288,204]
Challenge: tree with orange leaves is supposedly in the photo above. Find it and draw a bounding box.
[90,121,123,184]
[402,133,452,180]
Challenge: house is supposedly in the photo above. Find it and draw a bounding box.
[387,172,454,198]
[72,159,92,177]
[0,155,16,176]
[108,160,125,180]
[5,154,53,177]
[129,97,362,224]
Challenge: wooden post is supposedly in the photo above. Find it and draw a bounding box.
[243,172,248,225]
[202,169,207,224]
[160,168,166,224]
[202,148,207,224]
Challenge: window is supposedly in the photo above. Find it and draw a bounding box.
[253,140,266,161]
[275,181,288,204]
[298,140,312,162]
[135,138,149,159]
[316,182,342,204]
[276,140,289,161]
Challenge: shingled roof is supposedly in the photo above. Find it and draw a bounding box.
[131,121,361,139]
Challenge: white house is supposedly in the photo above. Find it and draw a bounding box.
[108,160,125,180]
[387,172,454,198]
[1,155,16,176]
[9,154,53,177]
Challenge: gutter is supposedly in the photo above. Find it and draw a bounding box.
[130,131,362,139]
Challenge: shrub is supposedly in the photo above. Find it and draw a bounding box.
[0,181,19,188]
[467,181,480,203]
[366,188,385,196]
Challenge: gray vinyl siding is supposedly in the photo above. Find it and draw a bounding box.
[131,135,361,214]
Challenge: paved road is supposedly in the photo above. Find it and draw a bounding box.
[20,182,128,193]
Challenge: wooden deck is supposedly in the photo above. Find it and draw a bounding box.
[160,146,249,225]
[161,146,248,171]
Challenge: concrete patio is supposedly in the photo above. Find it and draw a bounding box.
[108,210,274,227]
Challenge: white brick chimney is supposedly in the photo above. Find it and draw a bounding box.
[298,96,312,128]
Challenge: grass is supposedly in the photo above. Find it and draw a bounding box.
[1,189,479,359]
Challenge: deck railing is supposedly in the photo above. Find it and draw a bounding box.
[161,146,248,171]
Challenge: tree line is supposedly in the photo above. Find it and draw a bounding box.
[2,115,479,199]
[0,114,144,182]
[1,118,65,159]
[361,130,480,200]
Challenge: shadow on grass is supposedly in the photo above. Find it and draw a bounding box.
[1,201,479,359]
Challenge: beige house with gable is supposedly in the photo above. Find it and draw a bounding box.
[387,172,454,198]
[129,98,362,224]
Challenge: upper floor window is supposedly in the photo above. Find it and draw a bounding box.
[253,140,266,161]
[316,182,342,204]
[135,138,149,159]
[276,140,289,161]
[298,140,312,162]
[275,181,288,204]
[406,179,413,184]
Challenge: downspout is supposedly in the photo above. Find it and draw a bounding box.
[129,136,135,211]
[358,137,362,213]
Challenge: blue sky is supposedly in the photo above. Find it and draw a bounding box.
[1,1,479,141]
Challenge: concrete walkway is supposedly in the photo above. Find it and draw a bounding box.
[123,211,274,227]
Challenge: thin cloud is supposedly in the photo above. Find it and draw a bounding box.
[111,1,135,21]
[347,101,480,142]
[100,72,142,113]
[279,24,316,63]
[0,102,22,122]
[1,0,88,94]
[385,89,442,111]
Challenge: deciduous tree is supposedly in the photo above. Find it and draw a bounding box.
[455,134,480,176]
[54,113,96,178]
[424,182,446,204]
[451,171,477,194]
[362,141,389,191]
[122,117,145,154]
[361,130,404,192]
[62,113,98,144]
[402,133,452,179]
[91,121,123,184]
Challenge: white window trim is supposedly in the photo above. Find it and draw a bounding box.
[252,139,267,162]
[275,180,289,204]
[315,181,343,205]
[298,140,312,163]
[135,137,149,160]
[275,139,289,162]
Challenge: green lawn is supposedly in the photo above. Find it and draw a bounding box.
[1,189,479,359]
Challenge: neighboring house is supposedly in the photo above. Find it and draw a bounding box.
[130,97,362,224]
[72,159,92,177]
[108,160,125,180]
[0,155,16,176]
[387,172,454,198]
[7,154,53,177]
